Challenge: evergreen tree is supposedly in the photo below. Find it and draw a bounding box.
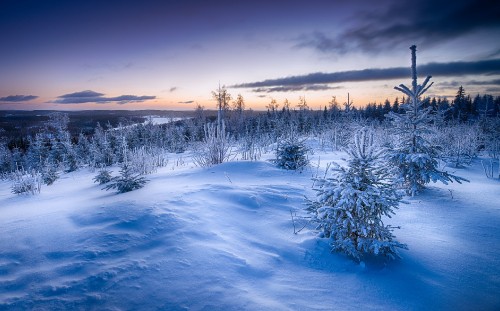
[307,128,407,261]
[392,97,400,113]
[93,168,113,185]
[453,86,467,121]
[275,134,309,170]
[387,46,468,196]
[383,99,392,115]
[41,162,59,185]
[103,163,148,193]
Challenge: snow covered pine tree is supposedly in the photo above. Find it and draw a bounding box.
[307,128,407,261]
[387,45,467,196]
[275,135,309,170]
[103,163,148,193]
[93,168,113,185]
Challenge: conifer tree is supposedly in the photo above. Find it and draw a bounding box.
[93,168,113,185]
[387,45,467,196]
[307,128,407,261]
[275,132,309,170]
[103,163,148,193]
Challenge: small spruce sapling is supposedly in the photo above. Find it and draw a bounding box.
[307,128,407,261]
[41,164,59,185]
[93,168,113,185]
[275,135,309,170]
[103,163,148,193]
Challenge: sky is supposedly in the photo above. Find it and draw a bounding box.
[0,0,499,110]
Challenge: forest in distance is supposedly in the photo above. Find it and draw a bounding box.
[1,84,499,139]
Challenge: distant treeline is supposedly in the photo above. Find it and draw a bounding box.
[358,87,500,121]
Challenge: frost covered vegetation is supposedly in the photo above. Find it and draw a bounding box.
[307,128,407,261]
[1,88,498,186]
[0,47,500,309]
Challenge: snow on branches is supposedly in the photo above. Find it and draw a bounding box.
[307,128,407,261]
[387,45,468,196]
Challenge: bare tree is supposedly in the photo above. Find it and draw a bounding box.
[343,93,353,113]
[212,84,232,127]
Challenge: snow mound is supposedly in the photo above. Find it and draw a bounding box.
[0,159,499,310]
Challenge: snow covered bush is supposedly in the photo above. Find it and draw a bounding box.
[275,135,309,170]
[387,46,467,195]
[103,163,148,193]
[41,164,59,185]
[434,124,481,168]
[93,168,113,185]
[307,128,407,261]
[193,121,232,167]
[11,169,42,195]
[239,133,263,161]
[127,146,168,175]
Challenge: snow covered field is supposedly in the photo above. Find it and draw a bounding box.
[0,149,499,310]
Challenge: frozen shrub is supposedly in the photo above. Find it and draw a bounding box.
[11,169,42,195]
[103,163,148,193]
[127,146,167,175]
[275,136,309,170]
[41,165,59,185]
[193,121,232,167]
[93,168,113,185]
[239,135,262,161]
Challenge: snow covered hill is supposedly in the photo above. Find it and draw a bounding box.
[0,153,499,310]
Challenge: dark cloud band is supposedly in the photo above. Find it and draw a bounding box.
[54,90,155,104]
[252,85,343,93]
[233,59,500,90]
[0,95,38,102]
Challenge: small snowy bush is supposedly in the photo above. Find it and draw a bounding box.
[275,136,309,170]
[11,169,42,195]
[93,168,113,185]
[41,165,59,185]
[103,163,148,193]
[127,146,168,175]
[239,135,263,161]
[193,121,232,167]
[307,128,407,261]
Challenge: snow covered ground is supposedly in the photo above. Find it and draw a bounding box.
[0,149,499,310]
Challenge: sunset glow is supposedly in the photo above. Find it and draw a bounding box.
[1,0,499,110]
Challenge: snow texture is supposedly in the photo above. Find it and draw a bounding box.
[0,149,499,310]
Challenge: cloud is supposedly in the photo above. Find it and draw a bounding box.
[467,79,500,86]
[435,79,500,92]
[487,49,500,58]
[54,90,155,104]
[177,100,194,104]
[233,59,500,90]
[59,90,104,98]
[253,84,343,93]
[296,0,500,54]
[0,95,38,102]
[485,87,500,93]
[169,87,178,92]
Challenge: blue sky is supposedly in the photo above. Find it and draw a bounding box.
[1,0,499,110]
